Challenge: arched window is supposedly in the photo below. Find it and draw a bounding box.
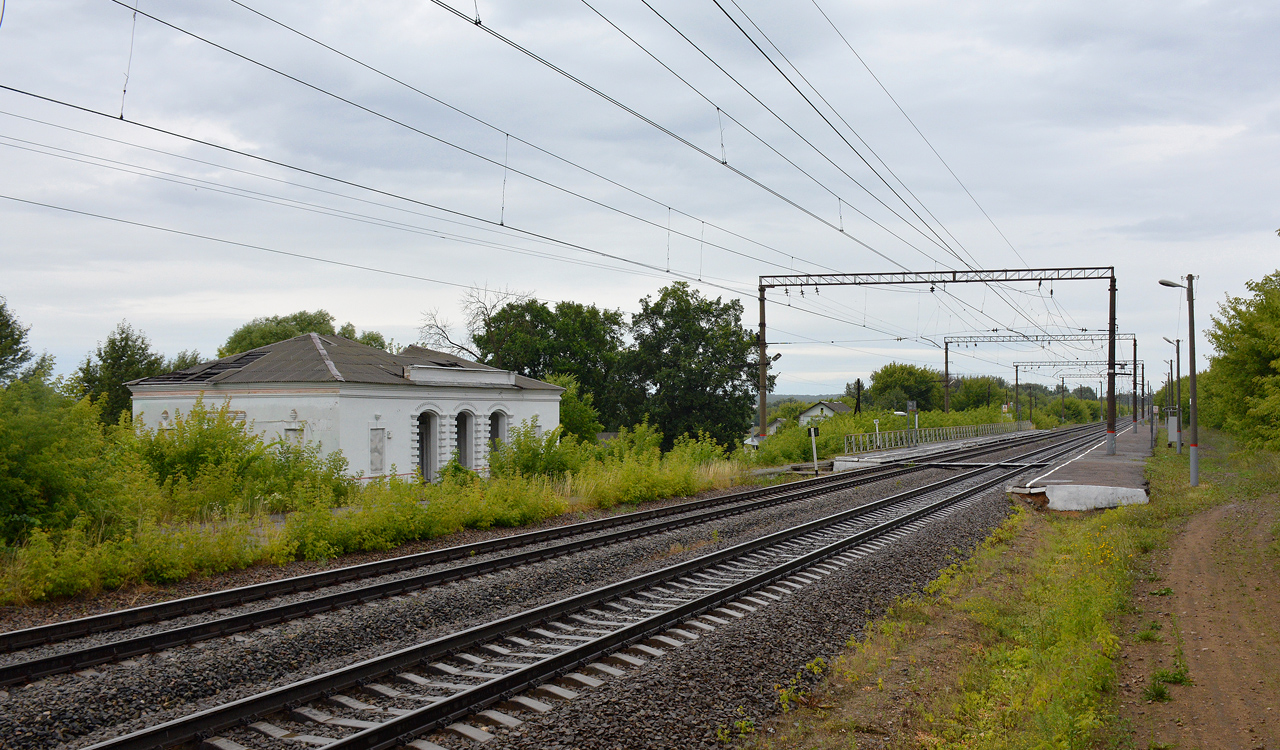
[456,412,473,468]
[417,412,437,482]
[489,410,507,448]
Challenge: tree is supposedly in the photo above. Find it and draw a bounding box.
[166,350,203,372]
[1204,269,1280,447]
[219,310,336,357]
[419,288,529,361]
[423,291,629,427]
[950,375,1008,411]
[768,398,812,426]
[337,323,396,352]
[0,296,33,384]
[867,362,944,412]
[544,373,603,442]
[627,282,766,448]
[76,321,166,424]
[844,378,865,413]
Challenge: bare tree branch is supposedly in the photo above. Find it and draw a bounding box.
[418,287,531,361]
[418,307,480,359]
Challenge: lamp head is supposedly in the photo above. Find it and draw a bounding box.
[1159,279,1185,288]
[1163,336,1176,345]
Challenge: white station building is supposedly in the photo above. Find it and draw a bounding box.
[128,333,563,480]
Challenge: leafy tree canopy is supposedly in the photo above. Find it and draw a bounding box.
[0,296,33,384]
[336,322,397,352]
[1204,269,1280,447]
[543,373,603,443]
[219,310,391,357]
[867,362,943,412]
[950,375,1009,411]
[220,310,336,357]
[75,321,166,425]
[422,291,628,428]
[628,282,766,448]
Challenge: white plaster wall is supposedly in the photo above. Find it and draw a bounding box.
[131,383,560,480]
[131,388,343,454]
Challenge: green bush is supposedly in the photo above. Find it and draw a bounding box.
[487,420,588,478]
[135,398,350,518]
[751,406,1017,465]
[0,405,739,601]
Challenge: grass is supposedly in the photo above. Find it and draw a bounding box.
[1135,621,1163,642]
[749,425,1279,750]
[1142,682,1171,702]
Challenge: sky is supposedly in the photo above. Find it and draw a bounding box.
[1,0,1277,395]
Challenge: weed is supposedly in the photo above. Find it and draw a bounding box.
[1142,681,1171,702]
[1153,666,1192,686]
[1149,587,1174,596]
[776,658,828,712]
[1136,621,1163,642]
[1147,742,1176,750]
[715,706,756,743]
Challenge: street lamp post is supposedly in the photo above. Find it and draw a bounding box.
[1160,276,1198,486]
[1164,336,1182,454]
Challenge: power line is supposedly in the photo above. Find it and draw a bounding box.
[0,83,755,298]
[710,0,1078,341]
[426,0,911,272]
[223,0,835,276]
[0,135,714,284]
[0,95,927,347]
[0,193,571,300]
[106,0,802,276]
[709,0,965,266]
[808,0,1029,267]
[618,0,958,268]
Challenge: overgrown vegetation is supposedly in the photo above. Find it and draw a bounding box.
[750,406,1028,465]
[0,380,742,602]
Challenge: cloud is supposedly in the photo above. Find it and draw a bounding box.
[0,0,1276,392]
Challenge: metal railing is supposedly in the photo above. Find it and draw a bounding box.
[844,420,1034,454]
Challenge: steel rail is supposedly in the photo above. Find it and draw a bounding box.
[0,425,1061,656]
[81,427,1101,750]
[0,426,1086,685]
[0,429,1088,676]
[332,440,1077,750]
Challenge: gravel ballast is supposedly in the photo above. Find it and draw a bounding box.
[0,432,1079,750]
[470,489,1014,750]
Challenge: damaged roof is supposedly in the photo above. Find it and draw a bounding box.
[128,334,562,390]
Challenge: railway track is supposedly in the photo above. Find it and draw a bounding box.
[0,425,1091,686]
[75,425,1102,750]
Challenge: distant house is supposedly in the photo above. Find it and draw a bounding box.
[128,334,563,480]
[742,418,787,449]
[797,400,850,426]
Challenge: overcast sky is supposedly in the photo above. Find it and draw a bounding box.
[1,0,1276,395]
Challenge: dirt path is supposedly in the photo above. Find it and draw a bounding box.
[1117,498,1280,749]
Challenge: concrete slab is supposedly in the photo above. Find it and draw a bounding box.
[1018,427,1151,511]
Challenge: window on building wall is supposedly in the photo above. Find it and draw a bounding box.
[284,427,303,444]
[370,428,386,474]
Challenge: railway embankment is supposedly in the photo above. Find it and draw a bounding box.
[750,426,1280,750]
[0,428,1092,750]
